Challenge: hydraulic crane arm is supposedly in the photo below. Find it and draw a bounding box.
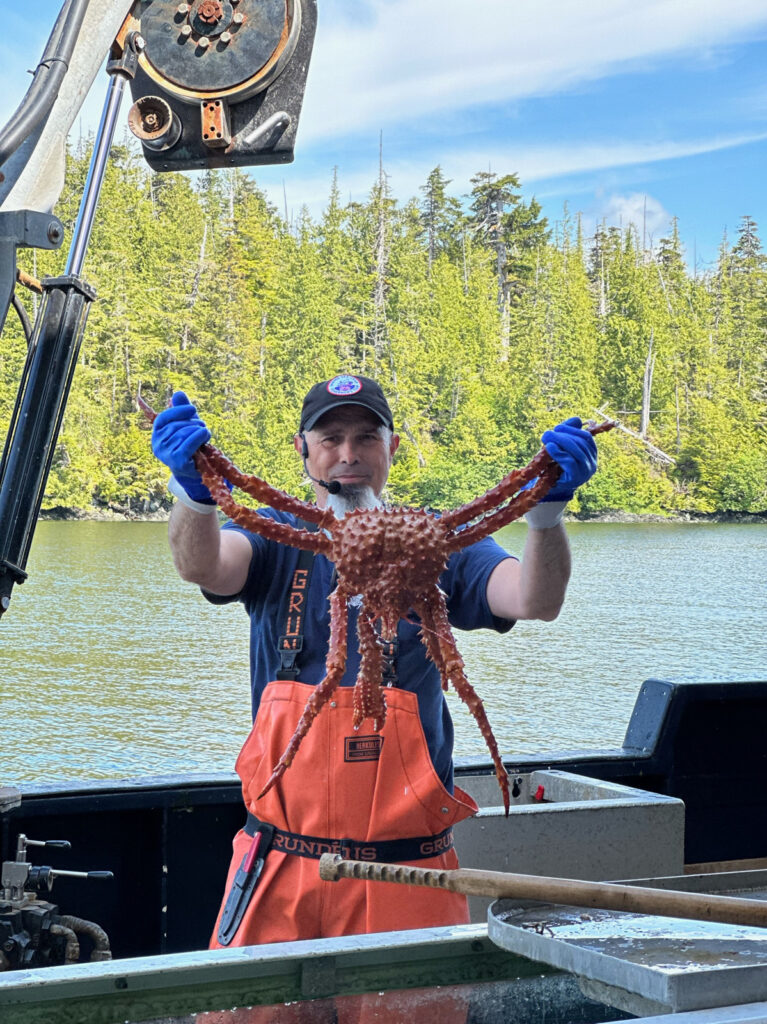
[0,0,316,618]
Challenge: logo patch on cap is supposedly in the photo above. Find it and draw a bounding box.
[327,374,362,396]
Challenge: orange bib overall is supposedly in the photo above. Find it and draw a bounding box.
[210,680,478,947]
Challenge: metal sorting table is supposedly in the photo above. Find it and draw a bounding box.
[488,870,767,1017]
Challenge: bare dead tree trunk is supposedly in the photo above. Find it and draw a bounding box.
[400,419,426,467]
[500,301,510,360]
[593,407,675,465]
[640,330,656,438]
[493,195,510,360]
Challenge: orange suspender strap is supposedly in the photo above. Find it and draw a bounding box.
[276,533,315,681]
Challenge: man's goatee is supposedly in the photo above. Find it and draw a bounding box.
[326,485,383,518]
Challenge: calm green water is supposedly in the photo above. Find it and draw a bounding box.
[1,520,765,784]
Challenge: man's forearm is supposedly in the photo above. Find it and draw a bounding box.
[517,522,571,620]
[168,502,223,586]
[486,521,572,621]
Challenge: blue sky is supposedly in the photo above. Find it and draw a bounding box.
[2,0,767,271]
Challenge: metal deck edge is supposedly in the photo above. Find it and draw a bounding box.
[0,923,554,1024]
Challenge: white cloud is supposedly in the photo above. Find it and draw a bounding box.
[5,0,765,155]
[300,0,767,141]
[274,130,767,217]
[590,192,672,242]
[426,132,767,189]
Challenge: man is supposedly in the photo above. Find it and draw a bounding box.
[150,373,597,949]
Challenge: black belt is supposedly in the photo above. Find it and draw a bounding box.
[245,812,454,863]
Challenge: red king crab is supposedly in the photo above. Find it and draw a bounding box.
[140,396,613,814]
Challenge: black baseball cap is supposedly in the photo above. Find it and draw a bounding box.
[299,374,394,432]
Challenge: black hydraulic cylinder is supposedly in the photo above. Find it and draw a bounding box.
[0,274,95,617]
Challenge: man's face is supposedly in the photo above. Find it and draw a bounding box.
[295,405,399,506]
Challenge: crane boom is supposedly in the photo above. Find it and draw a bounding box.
[0,0,317,618]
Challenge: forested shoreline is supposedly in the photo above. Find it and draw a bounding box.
[2,141,766,516]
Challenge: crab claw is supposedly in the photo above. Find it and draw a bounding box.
[257,762,288,801]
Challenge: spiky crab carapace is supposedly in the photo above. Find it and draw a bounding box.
[140,396,612,814]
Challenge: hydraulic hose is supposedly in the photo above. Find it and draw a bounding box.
[10,294,32,343]
[57,914,112,961]
[49,923,80,964]
[0,0,92,170]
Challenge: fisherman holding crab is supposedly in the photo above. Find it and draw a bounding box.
[150,374,598,952]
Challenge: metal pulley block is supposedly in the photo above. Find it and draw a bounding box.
[121,0,316,171]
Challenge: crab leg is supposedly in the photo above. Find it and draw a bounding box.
[353,610,388,731]
[201,459,331,556]
[440,447,554,532]
[137,394,329,530]
[197,446,329,527]
[445,459,560,551]
[258,585,350,799]
[442,420,616,540]
[414,588,511,816]
[415,608,450,693]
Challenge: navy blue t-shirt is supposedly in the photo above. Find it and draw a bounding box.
[209,509,515,790]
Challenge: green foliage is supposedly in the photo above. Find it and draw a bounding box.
[576,434,675,514]
[3,143,766,517]
[717,446,767,512]
[673,394,767,512]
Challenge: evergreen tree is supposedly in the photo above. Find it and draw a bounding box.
[2,147,765,517]
[419,166,462,276]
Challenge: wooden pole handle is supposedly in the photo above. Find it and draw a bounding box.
[319,855,767,929]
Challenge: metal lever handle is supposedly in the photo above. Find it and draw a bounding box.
[48,869,113,881]
[27,866,114,891]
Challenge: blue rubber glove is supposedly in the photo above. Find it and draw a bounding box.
[540,416,597,502]
[151,391,213,504]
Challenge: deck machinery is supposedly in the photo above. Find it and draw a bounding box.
[0,0,316,622]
